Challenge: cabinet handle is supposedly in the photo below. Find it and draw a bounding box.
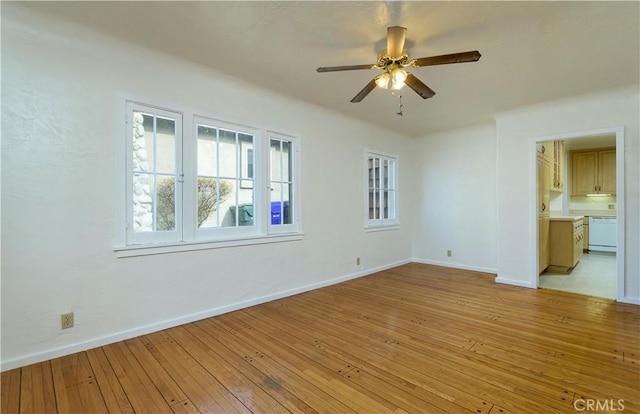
[541,145,546,153]
[542,203,546,211]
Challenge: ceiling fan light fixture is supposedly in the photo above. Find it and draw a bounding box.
[390,68,407,90]
[375,72,390,89]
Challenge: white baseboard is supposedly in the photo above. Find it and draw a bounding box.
[0,258,412,372]
[619,296,640,305]
[495,276,536,289]
[412,258,497,274]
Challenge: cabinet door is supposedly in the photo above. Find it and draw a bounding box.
[571,151,597,195]
[583,217,589,252]
[539,216,549,273]
[537,153,550,273]
[599,150,616,194]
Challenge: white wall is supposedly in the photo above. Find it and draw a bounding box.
[495,86,640,302]
[411,123,497,273]
[0,6,413,369]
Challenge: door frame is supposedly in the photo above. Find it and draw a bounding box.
[531,126,626,302]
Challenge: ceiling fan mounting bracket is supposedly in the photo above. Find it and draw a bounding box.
[376,49,411,69]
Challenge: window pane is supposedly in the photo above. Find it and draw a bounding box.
[156,116,175,174]
[219,129,237,178]
[197,125,218,177]
[387,189,396,219]
[388,160,396,190]
[133,173,154,232]
[220,179,239,228]
[383,159,389,190]
[283,183,292,224]
[373,157,380,189]
[240,133,254,181]
[282,140,292,182]
[368,190,375,220]
[140,113,155,171]
[196,177,226,228]
[270,139,282,182]
[156,175,176,231]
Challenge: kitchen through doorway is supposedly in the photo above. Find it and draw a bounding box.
[535,128,624,300]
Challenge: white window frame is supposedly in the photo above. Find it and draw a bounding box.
[114,96,302,257]
[267,131,302,235]
[365,150,399,230]
[124,102,184,245]
[192,116,263,241]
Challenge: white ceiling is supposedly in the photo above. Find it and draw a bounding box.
[17,1,640,137]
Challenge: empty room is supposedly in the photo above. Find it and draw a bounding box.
[1,2,639,413]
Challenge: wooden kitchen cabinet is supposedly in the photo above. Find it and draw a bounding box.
[548,217,584,273]
[537,143,550,274]
[549,140,564,192]
[570,148,616,195]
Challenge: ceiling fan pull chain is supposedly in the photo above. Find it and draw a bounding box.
[397,95,403,117]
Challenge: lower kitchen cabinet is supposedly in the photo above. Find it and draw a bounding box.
[548,216,584,273]
[583,216,589,252]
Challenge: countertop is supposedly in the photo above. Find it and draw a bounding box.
[569,210,616,217]
[549,215,584,222]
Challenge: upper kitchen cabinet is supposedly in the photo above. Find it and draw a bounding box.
[570,147,616,195]
[549,140,565,193]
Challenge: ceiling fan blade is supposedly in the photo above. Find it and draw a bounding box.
[404,73,436,99]
[387,26,407,59]
[412,51,481,67]
[316,64,376,72]
[351,78,378,103]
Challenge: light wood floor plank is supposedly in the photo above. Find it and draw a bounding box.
[85,347,134,414]
[2,366,22,414]
[19,361,56,414]
[2,263,638,413]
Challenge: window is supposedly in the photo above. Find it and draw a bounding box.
[366,151,398,229]
[269,135,295,229]
[195,119,257,238]
[117,100,301,256]
[127,103,183,245]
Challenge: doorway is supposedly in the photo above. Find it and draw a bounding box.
[533,127,625,301]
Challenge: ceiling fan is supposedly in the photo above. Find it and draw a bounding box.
[317,26,481,103]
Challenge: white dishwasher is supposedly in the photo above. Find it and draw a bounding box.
[589,216,617,252]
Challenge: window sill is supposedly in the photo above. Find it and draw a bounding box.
[114,233,304,258]
[364,224,400,233]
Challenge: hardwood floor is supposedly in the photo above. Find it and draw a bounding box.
[2,263,639,413]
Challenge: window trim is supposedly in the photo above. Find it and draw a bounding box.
[114,95,303,256]
[364,149,399,230]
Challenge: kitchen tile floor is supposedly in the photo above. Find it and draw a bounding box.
[539,251,617,299]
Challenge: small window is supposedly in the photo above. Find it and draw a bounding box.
[126,102,182,245]
[366,151,398,229]
[269,133,299,233]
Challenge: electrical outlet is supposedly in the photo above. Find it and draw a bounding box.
[356,257,361,266]
[447,250,452,257]
[61,312,74,329]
